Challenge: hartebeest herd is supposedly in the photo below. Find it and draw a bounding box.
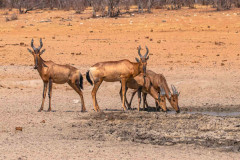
[28,39,180,113]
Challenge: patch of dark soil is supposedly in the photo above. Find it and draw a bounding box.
[64,111,240,152]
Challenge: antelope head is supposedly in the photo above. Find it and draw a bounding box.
[169,85,180,113]
[27,38,46,69]
[159,86,167,111]
[135,45,149,76]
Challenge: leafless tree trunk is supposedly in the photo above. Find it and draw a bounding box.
[138,0,143,13]
[108,0,120,17]
[147,0,152,12]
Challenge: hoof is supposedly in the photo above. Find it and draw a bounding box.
[47,109,51,112]
[38,109,42,112]
[81,109,86,112]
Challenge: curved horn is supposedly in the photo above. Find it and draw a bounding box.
[144,46,149,57]
[160,87,166,96]
[38,38,43,50]
[138,45,143,58]
[168,92,171,99]
[171,85,178,95]
[161,87,166,96]
[173,85,179,95]
[31,39,36,51]
[171,85,176,94]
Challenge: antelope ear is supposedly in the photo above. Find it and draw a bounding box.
[40,49,46,55]
[27,48,33,55]
[43,63,48,67]
[135,57,140,62]
[168,92,171,99]
[146,55,149,60]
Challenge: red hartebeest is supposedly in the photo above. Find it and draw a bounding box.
[27,38,86,112]
[145,70,180,113]
[125,70,180,113]
[119,73,167,111]
[86,46,149,112]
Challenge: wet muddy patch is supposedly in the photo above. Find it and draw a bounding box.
[63,110,240,152]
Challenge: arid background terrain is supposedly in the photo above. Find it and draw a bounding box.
[0,6,240,159]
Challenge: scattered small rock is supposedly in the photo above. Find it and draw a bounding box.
[15,127,22,131]
[215,41,225,46]
[39,19,52,23]
[40,120,45,123]
[162,20,166,23]
[73,99,80,104]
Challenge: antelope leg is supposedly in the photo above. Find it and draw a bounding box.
[47,79,53,112]
[121,78,127,111]
[91,79,103,112]
[127,89,137,110]
[142,92,148,111]
[68,82,86,112]
[39,82,48,112]
[137,88,142,111]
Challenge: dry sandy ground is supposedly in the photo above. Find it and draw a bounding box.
[1,6,240,159]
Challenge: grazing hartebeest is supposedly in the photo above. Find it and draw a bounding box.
[144,70,180,113]
[86,46,149,112]
[125,70,180,113]
[27,38,86,112]
[119,73,167,111]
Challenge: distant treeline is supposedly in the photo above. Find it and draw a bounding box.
[0,0,240,16]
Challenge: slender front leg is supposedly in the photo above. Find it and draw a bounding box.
[127,89,137,109]
[48,79,53,112]
[144,93,149,108]
[121,78,127,111]
[142,92,147,111]
[137,88,142,111]
[155,100,159,110]
[39,82,48,112]
[91,79,103,112]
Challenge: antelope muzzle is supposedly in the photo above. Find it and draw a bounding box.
[34,58,38,69]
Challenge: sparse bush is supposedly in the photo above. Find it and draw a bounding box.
[5,16,10,22]
[75,10,81,14]
[5,13,18,22]
[11,13,18,20]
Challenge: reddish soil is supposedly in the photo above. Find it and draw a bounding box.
[0,7,240,159]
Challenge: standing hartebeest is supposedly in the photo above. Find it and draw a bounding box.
[126,70,180,113]
[86,46,149,112]
[119,73,167,111]
[27,38,86,112]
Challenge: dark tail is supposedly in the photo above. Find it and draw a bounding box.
[79,74,83,89]
[86,70,93,85]
[76,73,83,90]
